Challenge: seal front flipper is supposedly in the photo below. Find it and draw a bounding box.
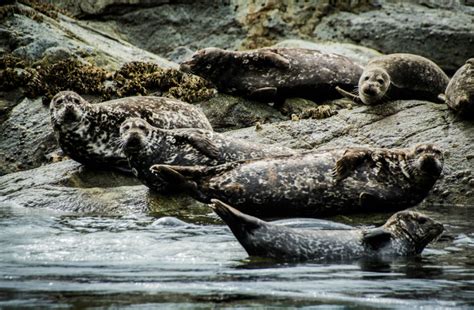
[336,86,362,103]
[149,164,199,193]
[358,192,385,209]
[333,149,371,183]
[259,50,291,69]
[174,132,220,159]
[362,227,392,250]
[249,87,278,101]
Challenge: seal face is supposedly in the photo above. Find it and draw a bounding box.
[150,144,444,218]
[50,91,212,171]
[120,117,298,192]
[338,53,449,105]
[180,47,363,102]
[443,58,474,118]
[209,199,443,261]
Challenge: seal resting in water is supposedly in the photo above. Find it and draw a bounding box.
[439,58,474,118]
[210,199,443,261]
[180,47,363,102]
[50,91,212,172]
[150,144,444,218]
[337,53,449,105]
[120,117,298,191]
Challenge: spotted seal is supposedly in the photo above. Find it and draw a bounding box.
[439,58,474,118]
[210,199,443,261]
[180,47,363,102]
[50,91,212,171]
[337,53,449,105]
[151,144,444,218]
[120,117,298,191]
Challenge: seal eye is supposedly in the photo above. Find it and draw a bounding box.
[123,125,130,131]
[418,217,427,224]
[415,147,425,155]
[377,79,384,84]
[364,76,369,81]
[138,124,146,130]
[72,98,80,105]
[56,99,63,105]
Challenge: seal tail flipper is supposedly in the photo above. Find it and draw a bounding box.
[210,199,262,244]
[336,86,362,103]
[250,87,278,101]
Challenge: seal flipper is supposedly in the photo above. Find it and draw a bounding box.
[149,164,199,193]
[333,149,371,182]
[250,87,278,101]
[336,86,362,103]
[259,50,291,69]
[174,132,220,159]
[362,227,392,250]
[358,192,385,209]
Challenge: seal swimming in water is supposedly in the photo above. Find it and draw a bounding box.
[439,58,474,118]
[337,53,449,105]
[151,144,444,218]
[180,47,363,102]
[210,199,444,261]
[50,91,212,172]
[119,117,298,191]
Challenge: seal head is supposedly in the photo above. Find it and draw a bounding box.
[119,118,154,156]
[408,144,444,180]
[358,68,390,105]
[180,47,225,77]
[50,91,88,129]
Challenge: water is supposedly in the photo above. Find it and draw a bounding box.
[0,202,473,309]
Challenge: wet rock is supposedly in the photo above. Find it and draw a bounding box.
[0,159,208,217]
[227,100,474,207]
[197,93,287,131]
[313,2,474,72]
[274,39,382,66]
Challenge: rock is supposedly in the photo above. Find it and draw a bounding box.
[197,93,287,131]
[0,97,57,175]
[313,2,474,72]
[227,100,474,207]
[167,46,195,64]
[274,39,382,66]
[0,159,209,219]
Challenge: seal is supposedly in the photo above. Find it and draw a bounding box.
[210,199,444,262]
[180,47,363,102]
[120,117,298,191]
[337,53,449,105]
[151,144,444,218]
[50,91,212,172]
[440,58,474,118]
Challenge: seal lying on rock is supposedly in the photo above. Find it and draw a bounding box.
[151,144,444,218]
[440,58,474,118]
[120,118,298,191]
[210,199,443,261]
[337,53,449,105]
[180,47,363,102]
[50,91,212,172]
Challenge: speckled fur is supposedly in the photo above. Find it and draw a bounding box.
[50,91,212,171]
[443,58,474,118]
[121,118,298,192]
[180,47,363,102]
[210,200,443,261]
[152,144,444,218]
[355,53,449,105]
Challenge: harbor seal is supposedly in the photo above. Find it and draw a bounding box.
[440,58,474,118]
[180,47,363,102]
[120,117,298,191]
[151,144,444,218]
[210,199,444,261]
[337,53,449,105]
[50,91,212,172]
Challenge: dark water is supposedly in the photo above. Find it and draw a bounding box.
[0,201,473,309]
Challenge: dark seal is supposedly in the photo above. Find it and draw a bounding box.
[337,53,449,105]
[50,91,212,171]
[210,199,443,262]
[180,47,363,102]
[440,58,474,118]
[151,144,443,218]
[120,117,298,191]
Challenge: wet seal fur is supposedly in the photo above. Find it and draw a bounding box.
[210,199,443,262]
[337,53,449,105]
[50,91,212,171]
[440,58,474,118]
[151,144,444,218]
[120,117,298,192]
[180,47,363,102]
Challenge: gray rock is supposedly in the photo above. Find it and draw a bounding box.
[227,100,474,207]
[313,2,474,72]
[0,159,209,218]
[274,39,382,66]
[197,93,287,131]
